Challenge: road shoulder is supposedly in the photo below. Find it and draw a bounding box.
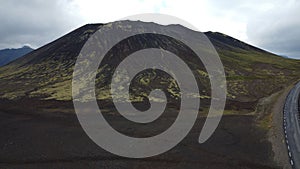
[269,86,294,169]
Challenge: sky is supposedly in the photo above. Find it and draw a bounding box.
[0,0,299,58]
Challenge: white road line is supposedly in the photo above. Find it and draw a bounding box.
[284,82,300,169]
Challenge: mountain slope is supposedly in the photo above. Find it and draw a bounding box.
[0,21,299,111]
[206,31,300,103]
[0,24,103,100]
[0,46,33,66]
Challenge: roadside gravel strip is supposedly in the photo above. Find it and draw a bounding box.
[283,82,300,169]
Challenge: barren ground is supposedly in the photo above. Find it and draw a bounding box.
[0,99,282,169]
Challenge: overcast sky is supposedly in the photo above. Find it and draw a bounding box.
[0,0,299,58]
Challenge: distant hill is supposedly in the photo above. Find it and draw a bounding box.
[0,46,33,66]
[0,21,299,111]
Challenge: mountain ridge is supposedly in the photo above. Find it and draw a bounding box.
[0,46,33,66]
[205,31,273,54]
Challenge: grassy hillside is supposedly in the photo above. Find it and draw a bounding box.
[206,32,300,103]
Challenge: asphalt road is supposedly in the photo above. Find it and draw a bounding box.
[284,82,300,168]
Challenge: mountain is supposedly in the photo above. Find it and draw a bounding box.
[0,46,33,66]
[0,20,298,169]
[0,21,299,111]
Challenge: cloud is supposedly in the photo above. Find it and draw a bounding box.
[0,0,299,58]
[158,0,300,58]
[73,0,169,23]
[0,0,83,49]
[160,0,300,58]
[247,0,300,58]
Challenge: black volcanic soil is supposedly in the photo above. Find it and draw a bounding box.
[0,99,279,169]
